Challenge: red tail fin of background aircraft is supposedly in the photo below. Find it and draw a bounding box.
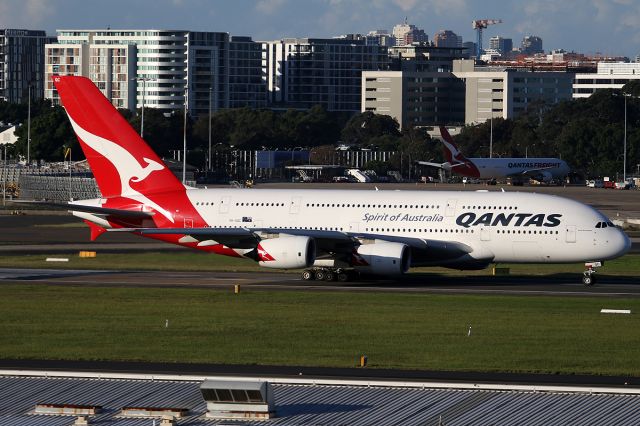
[53,76,184,199]
[438,126,468,164]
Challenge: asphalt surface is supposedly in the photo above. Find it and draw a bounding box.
[1,267,639,297]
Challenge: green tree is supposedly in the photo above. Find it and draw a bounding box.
[341,111,401,146]
[13,105,76,162]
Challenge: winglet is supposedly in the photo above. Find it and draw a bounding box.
[84,220,106,241]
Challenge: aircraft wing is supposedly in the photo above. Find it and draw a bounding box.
[107,226,478,265]
[416,161,446,169]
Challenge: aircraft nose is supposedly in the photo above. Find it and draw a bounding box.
[621,230,632,256]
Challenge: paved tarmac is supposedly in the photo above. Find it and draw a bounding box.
[1,267,638,297]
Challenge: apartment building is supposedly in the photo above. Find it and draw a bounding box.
[0,29,53,103]
[453,59,574,124]
[45,29,232,117]
[263,38,388,112]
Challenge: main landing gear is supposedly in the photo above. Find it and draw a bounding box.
[301,267,354,282]
[582,261,601,286]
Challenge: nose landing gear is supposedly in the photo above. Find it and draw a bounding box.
[582,261,601,286]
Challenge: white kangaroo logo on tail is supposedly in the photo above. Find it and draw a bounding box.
[66,114,175,223]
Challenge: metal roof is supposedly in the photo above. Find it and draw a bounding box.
[2,375,640,425]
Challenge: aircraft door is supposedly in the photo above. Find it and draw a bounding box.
[289,196,302,214]
[219,196,231,214]
[445,199,457,217]
[480,226,491,241]
[565,225,576,243]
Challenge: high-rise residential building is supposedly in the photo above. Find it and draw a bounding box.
[462,41,476,59]
[392,21,428,46]
[365,30,396,47]
[45,29,232,116]
[263,38,389,112]
[228,36,267,108]
[521,36,543,55]
[433,30,462,48]
[0,29,53,103]
[573,62,640,99]
[489,36,513,55]
[453,59,574,124]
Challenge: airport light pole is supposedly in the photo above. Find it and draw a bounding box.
[208,85,212,171]
[624,93,628,181]
[133,77,154,138]
[27,84,31,165]
[183,86,188,184]
[2,143,6,206]
[489,115,493,158]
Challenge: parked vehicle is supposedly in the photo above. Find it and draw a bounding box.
[615,181,630,190]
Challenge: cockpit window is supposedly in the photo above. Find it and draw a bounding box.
[607,222,615,227]
[596,222,602,228]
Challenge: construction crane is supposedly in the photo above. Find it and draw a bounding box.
[472,19,502,60]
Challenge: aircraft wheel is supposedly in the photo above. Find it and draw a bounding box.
[301,270,314,281]
[337,272,349,282]
[314,269,326,281]
[582,273,595,286]
[324,270,335,281]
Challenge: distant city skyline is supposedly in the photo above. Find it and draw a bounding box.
[0,0,638,57]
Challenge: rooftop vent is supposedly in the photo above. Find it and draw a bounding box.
[120,406,187,419]
[34,403,101,416]
[200,380,275,420]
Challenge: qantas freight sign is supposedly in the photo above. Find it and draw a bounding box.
[51,76,630,284]
[507,162,563,169]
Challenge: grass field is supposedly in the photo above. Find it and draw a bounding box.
[1,251,639,276]
[0,284,639,376]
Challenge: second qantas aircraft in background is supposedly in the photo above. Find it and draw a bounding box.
[52,76,627,286]
[418,127,570,184]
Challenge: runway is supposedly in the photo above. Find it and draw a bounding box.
[1,267,639,297]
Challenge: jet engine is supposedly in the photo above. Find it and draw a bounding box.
[538,171,553,183]
[257,236,316,269]
[353,242,411,275]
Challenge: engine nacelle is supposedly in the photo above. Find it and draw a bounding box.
[538,171,553,183]
[353,242,411,275]
[257,236,316,269]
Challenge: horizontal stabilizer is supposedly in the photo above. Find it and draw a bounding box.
[12,200,154,219]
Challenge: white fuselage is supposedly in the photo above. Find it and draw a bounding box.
[170,188,628,265]
[467,158,570,180]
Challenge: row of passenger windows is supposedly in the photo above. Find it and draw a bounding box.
[195,201,519,211]
[496,230,559,235]
[307,203,441,209]
[237,202,286,207]
[365,227,475,234]
[461,205,518,210]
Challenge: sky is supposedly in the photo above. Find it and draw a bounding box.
[0,0,638,57]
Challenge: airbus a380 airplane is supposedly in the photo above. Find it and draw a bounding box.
[54,76,629,285]
[418,127,570,183]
